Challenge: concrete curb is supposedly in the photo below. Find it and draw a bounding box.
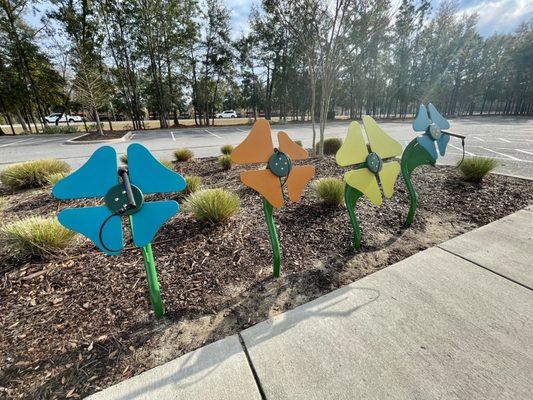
[64,131,132,145]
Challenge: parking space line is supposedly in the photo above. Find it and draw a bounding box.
[0,138,36,147]
[449,144,475,156]
[480,147,522,161]
[473,136,484,142]
[498,138,512,143]
[516,149,533,156]
[204,129,222,139]
[171,132,176,141]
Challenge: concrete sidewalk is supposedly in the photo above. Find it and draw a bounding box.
[88,208,533,400]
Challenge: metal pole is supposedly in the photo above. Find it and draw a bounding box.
[262,198,281,277]
[141,243,165,317]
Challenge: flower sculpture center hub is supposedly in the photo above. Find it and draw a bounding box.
[268,149,292,177]
[366,152,383,174]
[428,123,442,140]
[104,184,144,216]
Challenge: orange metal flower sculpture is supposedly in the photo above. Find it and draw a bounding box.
[232,120,315,276]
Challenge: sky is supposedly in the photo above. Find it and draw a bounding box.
[27,0,533,39]
[224,0,533,37]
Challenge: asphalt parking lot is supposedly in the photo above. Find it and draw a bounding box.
[0,117,532,178]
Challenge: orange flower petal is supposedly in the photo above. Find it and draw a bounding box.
[232,120,274,164]
[286,165,315,203]
[278,131,308,160]
[241,169,284,208]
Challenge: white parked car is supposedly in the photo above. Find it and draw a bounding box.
[44,113,83,123]
[216,110,237,118]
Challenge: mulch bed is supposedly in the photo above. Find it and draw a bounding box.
[71,131,129,141]
[1,155,532,399]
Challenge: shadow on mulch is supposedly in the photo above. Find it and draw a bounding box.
[1,155,532,399]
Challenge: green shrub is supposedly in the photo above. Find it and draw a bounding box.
[220,144,234,155]
[42,125,77,135]
[219,155,232,170]
[47,172,69,186]
[159,159,173,169]
[174,148,194,162]
[120,154,128,164]
[19,130,32,135]
[0,217,76,257]
[313,177,345,206]
[186,188,240,223]
[0,160,71,190]
[316,138,343,155]
[294,140,303,147]
[458,157,498,182]
[184,175,201,195]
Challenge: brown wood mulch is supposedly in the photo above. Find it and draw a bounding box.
[0,155,532,399]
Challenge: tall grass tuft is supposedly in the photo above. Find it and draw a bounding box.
[120,154,128,164]
[1,217,76,257]
[219,155,232,170]
[313,177,345,206]
[220,144,234,155]
[316,138,343,155]
[0,160,71,190]
[186,188,240,223]
[159,159,174,169]
[184,175,202,195]
[458,157,498,183]
[47,172,69,186]
[174,148,194,162]
[294,140,303,147]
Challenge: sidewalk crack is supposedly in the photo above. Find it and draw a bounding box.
[437,246,532,291]
[238,333,267,400]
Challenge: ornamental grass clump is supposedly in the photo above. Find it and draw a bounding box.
[159,159,174,169]
[294,140,303,147]
[46,172,69,186]
[313,177,345,207]
[316,138,343,155]
[458,157,498,183]
[220,144,234,155]
[120,154,128,164]
[0,217,76,258]
[0,159,71,190]
[174,148,194,162]
[219,155,232,170]
[184,175,201,195]
[186,188,240,223]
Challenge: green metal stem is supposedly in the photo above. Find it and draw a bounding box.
[141,243,165,317]
[400,139,436,227]
[129,216,165,317]
[344,185,363,250]
[262,198,281,277]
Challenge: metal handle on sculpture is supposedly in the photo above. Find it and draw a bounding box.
[118,167,137,210]
[442,130,466,140]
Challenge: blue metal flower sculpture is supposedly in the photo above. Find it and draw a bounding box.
[401,103,466,227]
[52,143,186,316]
[412,103,451,161]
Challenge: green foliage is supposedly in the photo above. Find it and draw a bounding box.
[0,217,76,258]
[174,148,194,162]
[220,144,234,154]
[159,159,174,169]
[120,154,128,164]
[458,157,498,182]
[0,160,71,190]
[316,138,343,155]
[47,172,69,186]
[219,154,232,170]
[42,125,78,134]
[184,175,202,195]
[186,188,240,223]
[294,140,303,147]
[313,177,345,206]
[0,197,6,212]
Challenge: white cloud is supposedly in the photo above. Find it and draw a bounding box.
[454,0,532,35]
